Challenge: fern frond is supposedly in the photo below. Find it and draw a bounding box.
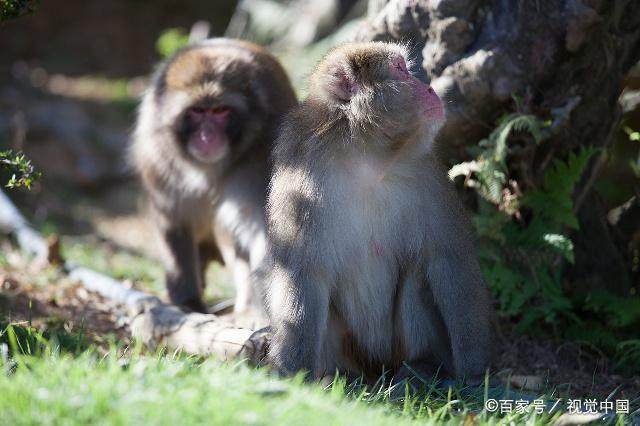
[525,146,598,229]
[449,113,546,208]
[493,114,543,165]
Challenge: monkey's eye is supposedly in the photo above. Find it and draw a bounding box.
[188,106,231,118]
[191,107,206,114]
[210,106,231,114]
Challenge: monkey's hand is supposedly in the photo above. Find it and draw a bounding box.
[268,322,317,380]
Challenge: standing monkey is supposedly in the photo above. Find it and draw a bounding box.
[265,42,492,381]
[132,38,297,314]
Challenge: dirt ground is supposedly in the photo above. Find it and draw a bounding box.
[0,249,129,346]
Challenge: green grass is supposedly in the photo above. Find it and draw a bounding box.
[1,242,637,425]
[3,238,635,424]
[2,353,426,426]
[0,323,596,426]
[61,238,163,289]
[61,237,234,302]
[0,323,430,425]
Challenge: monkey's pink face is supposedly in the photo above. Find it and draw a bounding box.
[182,105,231,163]
[388,56,444,121]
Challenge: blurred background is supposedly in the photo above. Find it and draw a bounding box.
[1,0,639,399]
[0,0,366,249]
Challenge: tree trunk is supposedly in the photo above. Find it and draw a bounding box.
[358,0,640,292]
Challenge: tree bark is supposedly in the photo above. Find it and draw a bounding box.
[358,0,640,291]
[359,0,640,149]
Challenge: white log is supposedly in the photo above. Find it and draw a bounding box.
[66,263,161,314]
[0,189,48,261]
[66,262,271,363]
[130,307,271,363]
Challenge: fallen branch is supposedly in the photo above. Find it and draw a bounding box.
[67,263,270,362]
[0,189,48,262]
[0,188,271,363]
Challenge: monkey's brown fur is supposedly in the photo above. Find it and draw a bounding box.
[264,42,493,381]
[132,38,297,314]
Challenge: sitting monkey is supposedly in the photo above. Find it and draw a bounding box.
[264,42,493,382]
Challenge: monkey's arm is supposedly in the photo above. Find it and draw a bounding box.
[160,224,207,313]
[423,180,493,382]
[426,246,492,381]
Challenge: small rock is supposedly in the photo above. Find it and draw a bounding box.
[508,374,544,392]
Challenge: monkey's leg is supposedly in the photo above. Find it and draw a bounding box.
[396,268,453,374]
[226,257,270,329]
[214,235,254,314]
[426,250,492,383]
[214,221,270,316]
[269,267,330,379]
[197,240,221,293]
[246,231,268,311]
[231,258,252,314]
[162,226,208,313]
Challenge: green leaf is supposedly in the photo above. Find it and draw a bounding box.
[542,233,574,263]
[0,0,37,22]
[1,150,40,189]
[449,113,545,208]
[447,160,479,180]
[623,125,640,141]
[156,28,190,59]
[523,146,598,230]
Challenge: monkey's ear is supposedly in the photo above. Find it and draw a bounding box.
[326,67,358,101]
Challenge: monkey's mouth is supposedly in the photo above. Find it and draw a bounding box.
[194,122,228,154]
[184,105,232,163]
